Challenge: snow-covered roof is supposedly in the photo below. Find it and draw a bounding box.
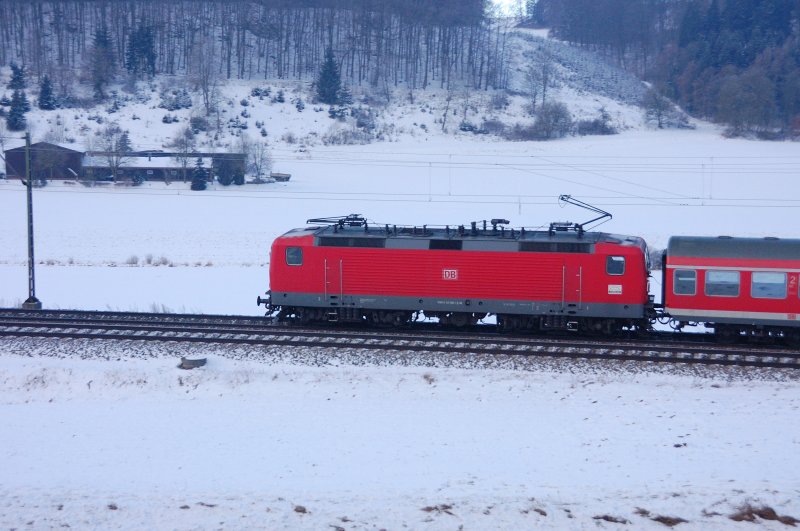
[83,155,212,169]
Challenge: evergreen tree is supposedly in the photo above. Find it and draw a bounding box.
[191,157,207,191]
[126,26,157,79]
[338,85,353,105]
[316,47,342,105]
[38,75,56,110]
[116,130,133,153]
[7,89,28,131]
[8,62,26,90]
[90,28,116,101]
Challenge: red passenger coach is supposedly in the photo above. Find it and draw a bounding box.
[664,236,800,341]
[263,215,653,333]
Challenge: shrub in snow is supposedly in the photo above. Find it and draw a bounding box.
[295,98,305,112]
[575,107,616,136]
[459,120,477,133]
[351,106,376,131]
[240,98,249,107]
[480,119,506,136]
[190,116,210,132]
[272,89,285,103]
[159,88,192,111]
[530,101,573,140]
[328,106,348,120]
[250,87,271,98]
[322,126,372,145]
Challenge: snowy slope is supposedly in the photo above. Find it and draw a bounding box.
[1,27,654,162]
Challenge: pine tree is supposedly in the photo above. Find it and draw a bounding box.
[191,157,207,191]
[316,47,342,105]
[8,62,26,90]
[38,75,56,110]
[90,28,115,102]
[116,130,133,153]
[7,89,28,131]
[126,26,157,79]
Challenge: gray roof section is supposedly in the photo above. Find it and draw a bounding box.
[308,222,644,246]
[668,236,800,260]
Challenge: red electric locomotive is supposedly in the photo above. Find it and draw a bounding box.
[664,235,800,342]
[260,209,654,334]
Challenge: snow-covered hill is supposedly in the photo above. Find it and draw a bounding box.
[1,28,652,162]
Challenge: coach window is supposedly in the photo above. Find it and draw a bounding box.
[705,270,740,297]
[751,271,787,299]
[606,256,625,275]
[673,269,696,295]
[285,247,303,266]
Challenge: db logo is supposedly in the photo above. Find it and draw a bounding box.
[442,269,458,280]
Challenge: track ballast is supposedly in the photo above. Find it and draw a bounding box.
[0,308,798,370]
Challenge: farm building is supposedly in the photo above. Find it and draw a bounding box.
[3,143,246,183]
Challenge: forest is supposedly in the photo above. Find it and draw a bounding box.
[0,0,507,99]
[528,0,800,135]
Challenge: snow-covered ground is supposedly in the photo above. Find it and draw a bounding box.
[2,127,800,529]
[2,126,800,312]
[1,342,799,530]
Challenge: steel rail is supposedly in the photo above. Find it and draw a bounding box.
[0,311,798,370]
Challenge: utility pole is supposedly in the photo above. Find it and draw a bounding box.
[22,132,42,310]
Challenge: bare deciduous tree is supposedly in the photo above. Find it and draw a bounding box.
[99,124,133,180]
[168,126,197,182]
[248,141,273,181]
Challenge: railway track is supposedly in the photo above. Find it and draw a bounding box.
[0,308,798,370]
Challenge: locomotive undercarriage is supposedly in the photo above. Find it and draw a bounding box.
[268,301,648,335]
[497,314,648,335]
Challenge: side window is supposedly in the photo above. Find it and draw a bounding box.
[606,256,625,275]
[705,270,740,297]
[673,269,696,295]
[751,271,787,299]
[285,246,303,266]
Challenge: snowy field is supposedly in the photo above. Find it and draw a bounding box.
[2,128,800,529]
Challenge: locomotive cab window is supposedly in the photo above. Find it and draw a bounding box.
[673,269,696,295]
[285,246,303,266]
[751,271,787,299]
[705,270,740,297]
[606,256,625,275]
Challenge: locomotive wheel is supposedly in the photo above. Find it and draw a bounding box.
[296,308,312,325]
[391,312,409,327]
[448,313,471,328]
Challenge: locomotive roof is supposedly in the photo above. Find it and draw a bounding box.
[280,221,646,253]
[668,235,800,260]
